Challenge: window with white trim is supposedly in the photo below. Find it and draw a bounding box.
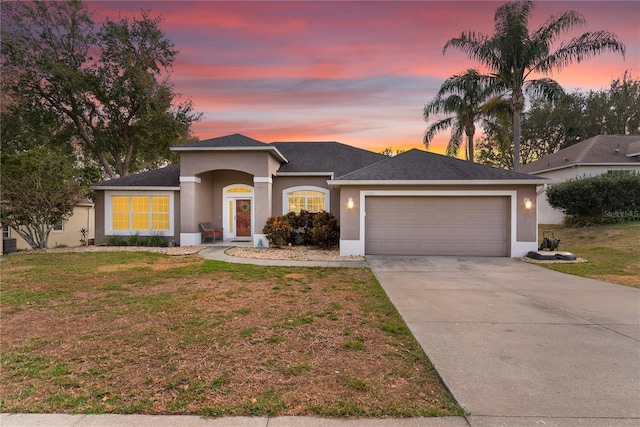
[106,192,173,235]
[2,226,9,239]
[52,220,64,232]
[283,186,329,213]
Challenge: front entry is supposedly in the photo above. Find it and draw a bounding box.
[235,199,251,237]
[223,185,254,241]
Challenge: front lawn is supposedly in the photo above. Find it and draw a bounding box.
[536,222,640,288]
[0,252,462,417]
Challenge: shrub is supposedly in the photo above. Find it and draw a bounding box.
[263,216,291,248]
[547,171,640,224]
[105,235,127,246]
[127,232,145,246]
[287,210,315,245]
[311,211,340,249]
[602,210,640,224]
[147,232,167,247]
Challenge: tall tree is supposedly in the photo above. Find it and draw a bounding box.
[423,69,507,161]
[1,148,88,249]
[1,0,200,178]
[443,0,625,171]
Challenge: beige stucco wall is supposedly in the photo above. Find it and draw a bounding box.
[271,176,337,218]
[180,151,280,178]
[6,204,95,250]
[535,165,639,224]
[336,183,539,256]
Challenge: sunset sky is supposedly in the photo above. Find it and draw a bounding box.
[92,1,639,154]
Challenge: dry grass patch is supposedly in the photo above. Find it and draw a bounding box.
[0,252,461,418]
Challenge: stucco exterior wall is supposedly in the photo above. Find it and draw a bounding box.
[180,151,280,177]
[271,176,336,218]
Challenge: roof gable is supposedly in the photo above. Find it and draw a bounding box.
[175,133,268,148]
[520,135,640,174]
[271,141,386,176]
[334,149,541,181]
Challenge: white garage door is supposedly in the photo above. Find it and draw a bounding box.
[365,196,509,256]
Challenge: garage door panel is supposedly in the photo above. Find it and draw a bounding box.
[365,196,509,256]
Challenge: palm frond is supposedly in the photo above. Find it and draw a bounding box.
[424,117,454,146]
[446,123,463,157]
[524,78,564,101]
[536,31,625,73]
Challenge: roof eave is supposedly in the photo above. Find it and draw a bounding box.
[170,145,288,163]
[276,172,334,178]
[525,162,640,175]
[328,179,549,186]
[91,186,180,191]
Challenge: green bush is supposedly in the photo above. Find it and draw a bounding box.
[311,211,340,249]
[263,216,291,248]
[287,210,315,245]
[147,232,167,247]
[105,235,127,246]
[547,171,640,224]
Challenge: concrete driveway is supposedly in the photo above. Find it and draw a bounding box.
[368,256,640,426]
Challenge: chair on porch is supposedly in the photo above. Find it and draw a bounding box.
[199,222,223,243]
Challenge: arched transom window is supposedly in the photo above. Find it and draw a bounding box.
[283,186,329,213]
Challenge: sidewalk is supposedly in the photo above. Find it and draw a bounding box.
[0,414,469,427]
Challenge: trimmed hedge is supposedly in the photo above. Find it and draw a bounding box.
[547,171,640,224]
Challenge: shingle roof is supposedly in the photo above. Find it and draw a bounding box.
[92,164,180,188]
[270,141,386,176]
[334,149,541,181]
[174,133,267,148]
[520,135,640,174]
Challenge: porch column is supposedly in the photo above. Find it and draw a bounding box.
[179,176,201,246]
[253,176,272,247]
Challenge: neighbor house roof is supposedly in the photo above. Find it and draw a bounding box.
[520,135,640,175]
[271,141,387,177]
[330,149,545,185]
[92,164,180,189]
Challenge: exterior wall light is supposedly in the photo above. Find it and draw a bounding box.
[524,198,533,209]
[347,197,355,209]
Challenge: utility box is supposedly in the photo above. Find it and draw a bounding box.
[2,238,17,254]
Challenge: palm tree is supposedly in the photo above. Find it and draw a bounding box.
[443,0,625,171]
[424,69,507,162]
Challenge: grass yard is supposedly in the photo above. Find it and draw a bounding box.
[536,222,640,288]
[0,252,462,417]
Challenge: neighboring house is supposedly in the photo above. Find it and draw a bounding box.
[2,200,95,251]
[520,135,640,224]
[92,133,545,257]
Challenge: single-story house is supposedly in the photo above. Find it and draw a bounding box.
[520,135,640,224]
[2,200,95,252]
[92,133,545,257]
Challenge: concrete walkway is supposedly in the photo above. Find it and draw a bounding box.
[368,256,640,427]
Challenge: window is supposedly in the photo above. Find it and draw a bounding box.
[283,187,329,213]
[107,193,172,235]
[53,220,64,232]
[2,226,9,239]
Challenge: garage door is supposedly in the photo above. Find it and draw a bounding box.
[365,196,509,256]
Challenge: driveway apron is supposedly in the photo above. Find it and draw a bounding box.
[367,256,640,424]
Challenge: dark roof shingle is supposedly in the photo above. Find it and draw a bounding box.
[270,141,386,176]
[175,133,267,148]
[334,149,540,181]
[93,164,180,187]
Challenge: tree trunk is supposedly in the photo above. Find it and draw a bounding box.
[513,109,522,172]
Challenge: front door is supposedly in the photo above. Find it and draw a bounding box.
[235,199,251,237]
